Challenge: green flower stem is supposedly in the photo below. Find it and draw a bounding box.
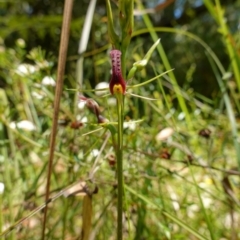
[116,93,124,240]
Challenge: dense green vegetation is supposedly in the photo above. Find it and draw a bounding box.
[0,0,240,239]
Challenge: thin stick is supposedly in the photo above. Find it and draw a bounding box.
[41,0,74,239]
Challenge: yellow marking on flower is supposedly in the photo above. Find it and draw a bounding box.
[113,84,124,95]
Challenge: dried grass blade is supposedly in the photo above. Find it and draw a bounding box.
[41,0,74,239]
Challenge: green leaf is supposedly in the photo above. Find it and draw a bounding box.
[104,123,117,136]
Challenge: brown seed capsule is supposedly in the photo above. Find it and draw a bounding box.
[70,121,83,129]
[199,129,211,139]
[187,155,193,163]
[160,148,171,159]
[108,154,116,167]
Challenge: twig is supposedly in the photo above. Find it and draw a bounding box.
[41,0,74,239]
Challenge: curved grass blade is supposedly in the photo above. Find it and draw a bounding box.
[125,185,208,240]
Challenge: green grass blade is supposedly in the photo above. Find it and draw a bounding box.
[133,27,240,169]
[136,0,192,129]
[207,53,240,170]
[125,185,208,240]
[189,166,216,240]
[204,0,240,96]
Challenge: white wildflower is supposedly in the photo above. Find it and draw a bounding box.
[41,76,56,86]
[16,39,26,48]
[178,112,185,120]
[91,149,100,157]
[78,101,86,109]
[10,120,36,131]
[194,109,201,116]
[95,82,109,96]
[123,121,136,131]
[81,116,88,123]
[16,64,36,76]
[76,115,88,123]
[155,127,174,141]
[0,182,5,194]
[32,91,44,100]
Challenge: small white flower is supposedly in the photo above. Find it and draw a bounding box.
[78,101,86,109]
[178,112,185,121]
[91,149,100,157]
[123,121,136,131]
[194,109,201,116]
[32,91,44,99]
[16,39,26,48]
[16,64,36,76]
[17,120,36,131]
[222,72,232,80]
[9,122,17,129]
[41,76,56,86]
[0,182,5,194]
[10,120,36,131]
[95,82,109,96]
[155,127,174,141]
[81,116,88,123]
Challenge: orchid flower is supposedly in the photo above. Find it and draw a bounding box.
[109,50,126,95]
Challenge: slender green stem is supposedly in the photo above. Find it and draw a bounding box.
[204,0,240,95]
[188,164,216,240]
[116,94,124,240]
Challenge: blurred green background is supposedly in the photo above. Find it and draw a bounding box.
[1,0,239,97]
